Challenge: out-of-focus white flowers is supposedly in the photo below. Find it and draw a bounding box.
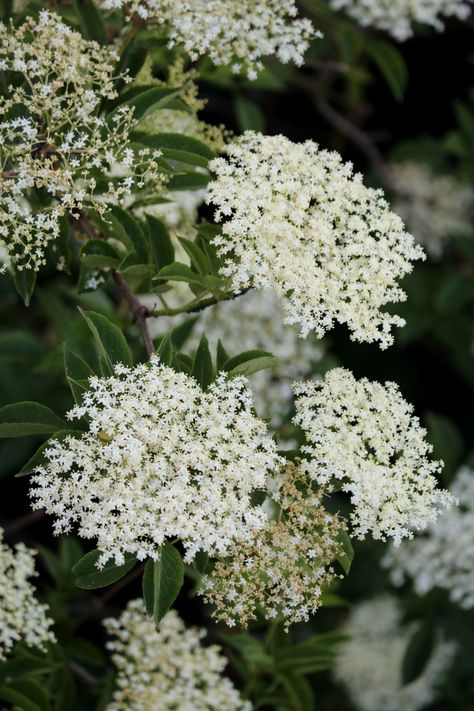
[207,132,423,348]
[293,368,455,543]
[30,358,282,565]
[99,0,316,79]
[200,462,343,628]
[384,467,474,608]
[333,596,456,711]
[329,0,473,40]
[391,162,474,258]
[104,600,251,711]
[149,289,324,425]
[0,11,163,272]
[0,527,55,661]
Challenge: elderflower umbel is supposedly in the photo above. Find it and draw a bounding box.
[200,462,344,629]
[391,162,474,258]
[100,0,316,79]
[0,11,164,272]
[330,0,473,40]
[0,527,55,661]
[384,468,474,608]
[30,358,282,565]
[104,600,251,711]
[207,132,423,348]
[293,368,455,543]
[333,596,455,711]
[149,290,324,425]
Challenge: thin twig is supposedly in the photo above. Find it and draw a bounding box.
[113,271,155,357]
[69,661,98,686]
[5,509,45,536]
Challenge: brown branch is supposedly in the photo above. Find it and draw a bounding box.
[113,271,155,357]
[5,509,45,536]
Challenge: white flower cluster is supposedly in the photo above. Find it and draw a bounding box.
[391,162,474,258]
[200,462,343,629]
[0,11,163,272]
[104,600,251,711]
[100,0,316,79]
[333,596,455,711]
[0,528,55,661]
[207,132,423,348]
[384,468,474,608]
[293,368,455,543]
[30,358,282,565]
[149,290,324,425]
[330,0,473,40]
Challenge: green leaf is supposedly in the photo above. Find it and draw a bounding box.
[335,527,354,575]
[132,132,215,167]
[225,635,274,671]
[154,262,205,287]
[402,622,436,685]
[142,544,184,625]
[16,430,82,477]
[275,633,345,675]
[178,237,211,275]
[223,349,278,377]
[278,673,315,711]
[192,335,214,389]
[366,39,408,101]
[216,339,230,372]
[108,205,150,264]
[167,172,211,191]
[146,214,175,269]
[0,402,65,438]
[155,330,174,365]
[170,317,198,350]
[0,679,50,711]
[0,655,56,683]
[73,0,107,44]
[12,265,36,307]
[72,550,137,590]
[80,309,133,375]
[64,347,94,404]
[118,86,184,120]
[234,96,265,132]
[426,412,463,480]
[0,0,12,21]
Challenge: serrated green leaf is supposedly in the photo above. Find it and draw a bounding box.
[155,330,174,365]
[116,86,183,120]
[73,0,107,44]
[216,339,230,372]
[108,205,150,264]
[402,622,436,685]
[154,262,205,286]
[146,214,175,269]
[72,550,137,590]
[16,430,82,477]
[64,347,94,404]
[132,132,215,167]
[178,237,211,275]
[142,544,184,625]
[192,335,213,389]
[80,309,133,374]
[167,172,211,191]
[12,264,36,306]
[0,402,65,438]
[223,349,278,377]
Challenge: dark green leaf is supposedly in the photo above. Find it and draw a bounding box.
[0,402,65,438]
[118,86,183,120]
[167,172,211,191]
[73,0,107,44]
[132,132,215,167]
[223,349,278,377]
[216,339,230,372]
[142,544,184,625]
[278,673,315,711]
[155,330,174,365]
[192,335,213,389]
[73,550,137,589]
[146,214,175,269]
[402,622,436,685]
[0,679,49,711]
[335,527,354,575]
[234,96,265,132]
[16,430,82,477]
[178,237,211,275]
[12,265,36,307]
[108,205,150,264]
[154,262,205,286]
[80,309,133,374]
[426,412,463,481]
[64,347,94,404]
[366,39,408,101]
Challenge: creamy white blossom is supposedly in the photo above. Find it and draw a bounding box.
[30,358,282,565]
[0,11,163,272]
[100,0,316,79]
[104,600,251,711]
[330,0,473,40]
[334,596,455,711]
[149,290,324,425]
[293,368,455,543]
[0,528,55,661]
[207,132,423,348]
[200,462,344,628]
[384,467,474,608]
[391,162,474,257]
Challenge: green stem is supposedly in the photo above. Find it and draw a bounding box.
[150,287,251,318]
